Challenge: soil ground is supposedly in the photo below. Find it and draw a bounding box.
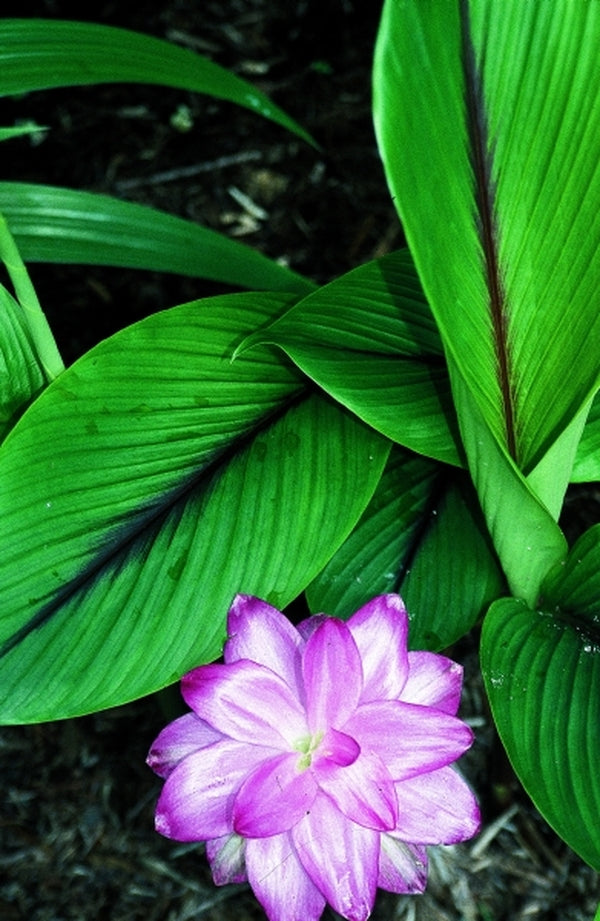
[1,2,599,920]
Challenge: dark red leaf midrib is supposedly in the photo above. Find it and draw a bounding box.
[459,0,517,461]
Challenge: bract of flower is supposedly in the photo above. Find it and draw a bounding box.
[147,594,480,921]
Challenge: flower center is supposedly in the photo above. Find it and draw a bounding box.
[293,731,324,771]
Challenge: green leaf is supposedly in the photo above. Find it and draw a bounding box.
[450,368,566,603]
[306,447,439,616]
[0,124,47,142]
[541,523,600,618]
[526,397,593,515]
[0,211,64,382]
[373,2,600,476]
[572,392,600,483]
[0,19,315,146]
[482,590,600,871]
[307,447,503,651]
[402,470,504,651]
[0,182,315,295]
[0,284,46,440]
[0,291,389,723]
[240,250,462,465]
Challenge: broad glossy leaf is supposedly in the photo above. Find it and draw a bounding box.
[0,183,314,294]
[0,19,315,145]
[0,284,46,440]
[241,251,462,465]
[307,447,503,651]
[374,2,600,476]
[482,591,600,871]
[0,291,390,722]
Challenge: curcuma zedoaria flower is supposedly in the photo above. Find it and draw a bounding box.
[147,594,480,921]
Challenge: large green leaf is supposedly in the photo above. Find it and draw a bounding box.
[373,2,600,477]
[240,250,462,465]
[0,183,315,295]
[482,584,600,870]
[0,291,389,723]
[307,447,503,651]
[0,19,315,145]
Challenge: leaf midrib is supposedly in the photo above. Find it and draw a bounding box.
[459,0,517,462]
[0,388,308,660]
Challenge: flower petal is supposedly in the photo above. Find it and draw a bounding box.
[394,765,481,844]
[293,793,379,921]
[296,614,328,642]
[225,594,304,697]
[302,619,363,732]
[378,836,428,894]
[319,727,360,767]
[206,833,247,885]
[154,739,268,840]
[245,833,326,921]
[404,651,464,714]
[347,595,409,702]
[315,749,398,831]
[233,752,318,837]
[147,712,224,779]
[182,660,307,748]
[343,700,473,781]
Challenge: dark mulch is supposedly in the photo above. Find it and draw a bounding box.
[1,1,599,919]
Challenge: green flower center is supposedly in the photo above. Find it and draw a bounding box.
[293,731,324,771]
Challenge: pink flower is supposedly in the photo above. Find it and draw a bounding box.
[147,594,479,921]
